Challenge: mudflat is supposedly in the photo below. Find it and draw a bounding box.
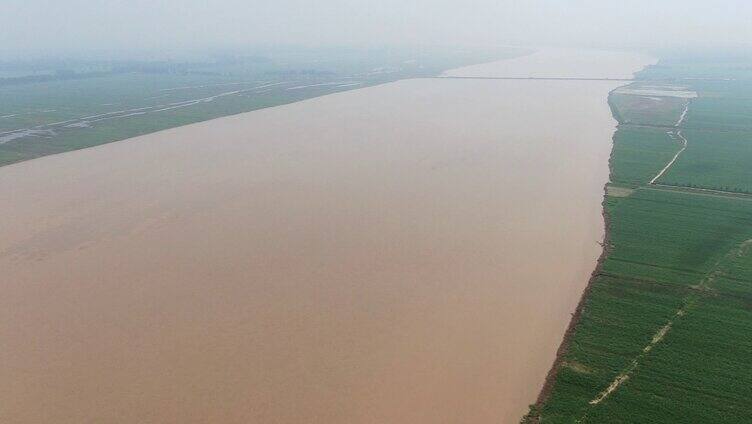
[0,50,651,423]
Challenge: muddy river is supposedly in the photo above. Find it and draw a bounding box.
[0,50,652,423]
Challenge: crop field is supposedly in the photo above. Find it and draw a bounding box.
[659,130,752,193]
[529,58,752,423]
[0,46,520,167]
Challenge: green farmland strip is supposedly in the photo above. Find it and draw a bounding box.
[532,60,752,423]
[0,47,521,168]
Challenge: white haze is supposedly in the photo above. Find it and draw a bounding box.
[1,0,752,56]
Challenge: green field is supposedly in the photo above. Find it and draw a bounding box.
[0,46,522,167]
[610,127,682,186]
[529,57,752,423]
[660,130,752,193]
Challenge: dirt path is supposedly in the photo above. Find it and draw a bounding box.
[676,102,690,126]
[646,98,692,185]
[648,130,688,184]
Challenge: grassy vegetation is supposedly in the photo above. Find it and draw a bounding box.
[610,90,686,127]
[530,57,752,423]
[683,97,752,131]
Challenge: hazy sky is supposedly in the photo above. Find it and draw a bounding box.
[2,0,752,55]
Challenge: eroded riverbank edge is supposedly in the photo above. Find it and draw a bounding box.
[521,86,633,424]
